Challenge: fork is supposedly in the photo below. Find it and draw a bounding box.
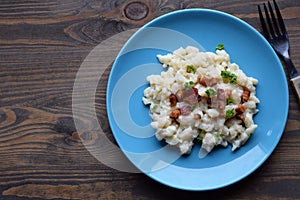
[258,0,300,101]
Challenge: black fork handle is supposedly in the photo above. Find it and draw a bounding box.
[283,56,300,101]
[283,56,299,79]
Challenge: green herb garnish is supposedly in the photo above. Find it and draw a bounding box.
[205,88,217,97]
[184,81,194,91]
[196,134,203,141]
[191,104,196,111]
[230,75,237,84]
[225,109,235,119]
[221,70,237,84]
[227,97,234,105]
[152,105,158,110]
[216,43,225,50]
[199,129,206,134]
[196,129,206,142]
[215,133,224,137]
[186,65,196,74]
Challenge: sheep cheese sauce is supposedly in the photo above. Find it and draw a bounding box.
[142,45,259,155]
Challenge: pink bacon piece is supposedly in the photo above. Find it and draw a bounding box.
[242,89,250,103]
[198,75,218,87]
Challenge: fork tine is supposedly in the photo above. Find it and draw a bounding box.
[273,0,287,35]
[263,3,275,38]
[258,5,270,39]
[268,1,280,35]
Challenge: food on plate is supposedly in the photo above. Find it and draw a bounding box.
[142,45,259,154]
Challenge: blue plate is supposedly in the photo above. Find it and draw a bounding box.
[106,9,289,190]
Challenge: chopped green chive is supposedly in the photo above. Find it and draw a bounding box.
[196,129,206,142]
[221,70,237,84]
[216,43,225,50]
[186,65,196,74]
[153,105,158,110]
[205,88,217,97]
[226,109,235,119]
[230,75,237,84]
[196,134,203,141]
[184,81,194,91]
[227,97,234,105]
[191,104,196,111]
[215,133,224,137]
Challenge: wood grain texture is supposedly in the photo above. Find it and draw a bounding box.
[0,0,299,199]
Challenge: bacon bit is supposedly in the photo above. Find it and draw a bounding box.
[235,104,246,113]
[176,88,199,104]
[192,87,202,102]
[198,75,218,87]
[192,87,198,95]
[181,105,191,116]
[183,91,198,104]
[169,94,177,107]
[198,75,207,87]
[217,88,225,100]
[197,95,202,102]
[217,88,231,100]
[236,114,245,121]
[176,89,184,101]
[207,97,212,106]
[207,78,218,87]
[170,109,181,119]
[218,101,226,110]
[242,89,250,103]
[194,114,201,120]
[225,90,232,98]
[176,87,201,104]
[207,96,218,108]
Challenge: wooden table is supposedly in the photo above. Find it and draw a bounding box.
[0,0,299,199]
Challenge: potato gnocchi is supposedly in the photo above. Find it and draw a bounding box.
[142,46,259,154]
